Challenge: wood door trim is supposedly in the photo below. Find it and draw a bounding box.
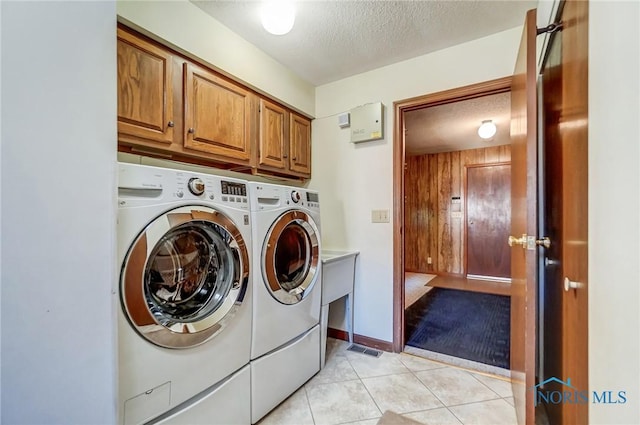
[392,76,512,352]
[462,162,512,279]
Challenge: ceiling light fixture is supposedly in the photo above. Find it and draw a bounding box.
[478,120,497,139]
[261,0,295,35]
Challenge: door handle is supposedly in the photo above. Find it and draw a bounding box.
[564,277,583,291]
[536,237,551,249]
[544,257,560,267]
[508,234,527,248]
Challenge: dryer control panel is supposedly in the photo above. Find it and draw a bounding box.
[284,188,320,211]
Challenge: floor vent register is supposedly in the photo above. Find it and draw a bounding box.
[346,344,382,358]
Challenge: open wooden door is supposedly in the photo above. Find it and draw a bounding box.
[540,1,589,423]
[512,4,589,424]
[509,8,538,425]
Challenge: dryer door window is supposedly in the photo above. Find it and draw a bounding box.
[121,206,249,349]
[263,210,320,305]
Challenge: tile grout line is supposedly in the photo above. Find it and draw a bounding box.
[324,341,383,425]
[355,375,385,425]
[302,384,317,425]
[342,351,384,424]
[465,369,504,399]
[406,361,507,424]
[404,360,462,424]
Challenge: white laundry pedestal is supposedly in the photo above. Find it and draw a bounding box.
[320,250,359,368]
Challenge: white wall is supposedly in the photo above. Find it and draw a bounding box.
[311,27,523,342]
[1,2,117,423]
[116,0,315,116]
[0,0,2,422]
[588,1,640,423]
[0,2,3,420]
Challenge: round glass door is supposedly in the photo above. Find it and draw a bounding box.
[263,210,319,304]
[121,206,249,349]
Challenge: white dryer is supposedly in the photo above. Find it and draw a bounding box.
[117,163,252,425]
[249,182,322,423]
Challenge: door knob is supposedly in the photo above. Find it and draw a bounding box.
[536,237,551,249]
[544,257,560,267]
[508,234,527,248]
[564,277,583,291]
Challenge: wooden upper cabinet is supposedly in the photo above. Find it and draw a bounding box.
[116,25,312,179]
[289,114,312,176]
[117,28,174,145]
[183,63,252,163]
[258,98,287,169]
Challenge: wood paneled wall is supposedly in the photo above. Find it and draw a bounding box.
[404,145,511,275]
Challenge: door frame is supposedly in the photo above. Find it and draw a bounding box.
[463,161,512,281]
[392,76,512,352]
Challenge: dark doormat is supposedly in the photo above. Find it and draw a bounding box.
[405,287,510,369]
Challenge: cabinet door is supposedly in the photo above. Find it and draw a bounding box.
[289,114,311,176]
[258,99,287,169]
[184,63,252,163]
[117,29,174,145]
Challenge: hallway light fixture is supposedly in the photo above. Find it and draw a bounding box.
[261,0,295,35]
[478,120,497,139]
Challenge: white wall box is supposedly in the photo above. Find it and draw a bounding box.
[350,102,384,143]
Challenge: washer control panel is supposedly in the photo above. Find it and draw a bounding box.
[171,172,249,210]
[220,180,248,206]
[118,164,250,211]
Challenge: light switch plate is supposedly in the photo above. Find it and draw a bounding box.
[371,209,390,223]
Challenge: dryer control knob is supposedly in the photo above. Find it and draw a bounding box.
[291,191,301,203]
[188,177,205,196]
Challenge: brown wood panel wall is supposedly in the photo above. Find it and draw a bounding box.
[404,145,511,275]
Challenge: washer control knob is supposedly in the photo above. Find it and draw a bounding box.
[188,177,205,196]
[291,191,301,203]
[176,190,184,198]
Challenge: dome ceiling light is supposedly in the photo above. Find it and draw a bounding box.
[261,1,295,35]
[478,120,497,140]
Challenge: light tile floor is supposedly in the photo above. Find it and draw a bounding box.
[259,338,517,425]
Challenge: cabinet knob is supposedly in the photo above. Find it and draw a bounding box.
[167,121,175,128]
[188,128,195,134]
[283,154,288,158]
[292,157,297,161]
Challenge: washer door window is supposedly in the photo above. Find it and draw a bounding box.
[263,210,320,304]
[121,206,249,349]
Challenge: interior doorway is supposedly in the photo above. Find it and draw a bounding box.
[393,77,511,352]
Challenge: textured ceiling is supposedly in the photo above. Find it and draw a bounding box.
[404,91,511,155]
[191,0,536,86]
[191,1,523,153]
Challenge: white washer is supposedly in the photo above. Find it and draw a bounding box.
[249,182,322,423]
[117,163,252,425]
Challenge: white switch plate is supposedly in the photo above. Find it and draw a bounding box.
[371,209,390,223]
